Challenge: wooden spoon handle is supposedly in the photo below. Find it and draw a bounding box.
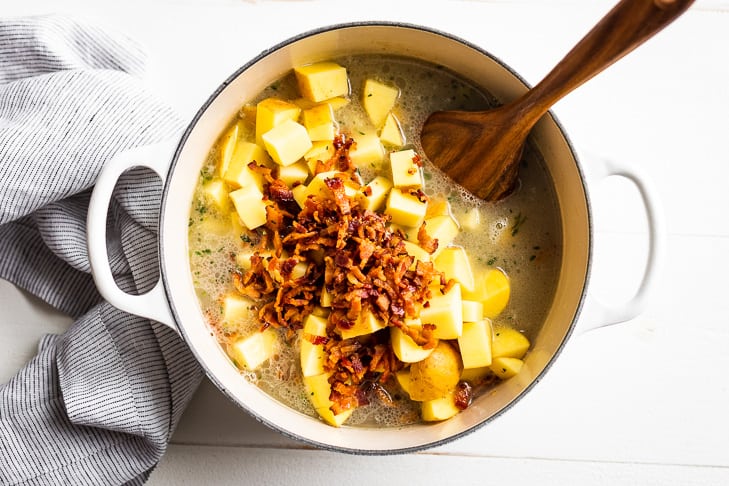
[517,0,695,123]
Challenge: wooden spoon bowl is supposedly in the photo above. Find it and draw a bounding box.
[420,0,695,201]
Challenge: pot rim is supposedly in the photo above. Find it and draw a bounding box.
[159,20,593,454]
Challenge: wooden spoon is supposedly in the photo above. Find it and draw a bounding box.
[420,0,694,201]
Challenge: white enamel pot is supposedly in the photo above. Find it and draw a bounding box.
[87,22,665,454]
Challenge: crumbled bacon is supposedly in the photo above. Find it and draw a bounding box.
[232,134,447,415]
[417,221,439,254]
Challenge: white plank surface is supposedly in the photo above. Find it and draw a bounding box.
[2,0,728,484]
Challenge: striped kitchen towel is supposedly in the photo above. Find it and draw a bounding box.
[0,15,204,485]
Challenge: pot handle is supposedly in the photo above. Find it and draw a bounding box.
[87,141,179,331]
[578,153,666,334]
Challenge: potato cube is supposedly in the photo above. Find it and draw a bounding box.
[294,62,349,103]
[255,98,301,146]
[461,300,484,322]
[460,207,481,230]
[221,293,251,325]
[291,184,309,208]
[385,188,427,228]
[463,268,511,318]
[363,78,399,127]
[434,246,476,294]
[379,112,404,147]
[222,141,270,191]
[490,356,524,379]
[491,326,530,359]
[419,283,462,339]
[458,319,493,369]
[262,119,313,167]
[304,171,358,201]
[425,198,451,218]
[229,185,268,230]
[235,250,254,271]
[218,123,240,177]
[402,240,431,264]
[421,215,459,257]
[395,369,412,396]
[227,328,277,370]
[290,261,309,281]
[316,406,354,427]
[303,373,333,409]
[338,311,386,340]
[390,324,436,363]
[303,103,337,141]
[348,132,384,167]
[304,140,335,169]
[300,314,328,377]
[202,179,230,212]
[390,149,422,189]
[277,160,309,187]
[421,392,460,422]
[357,175,392,212]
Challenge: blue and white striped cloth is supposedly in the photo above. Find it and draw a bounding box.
[0,16,204,484]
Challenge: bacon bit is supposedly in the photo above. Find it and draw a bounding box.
[362,186,373,197]
[417,221,439,254]
[454,381,473,410]
[409,188,429,203]
[412,154,422,167]
[407,167,417,175]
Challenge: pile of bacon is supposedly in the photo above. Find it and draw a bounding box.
[233,134,447,415]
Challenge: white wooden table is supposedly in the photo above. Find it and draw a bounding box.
[3,1,728,484]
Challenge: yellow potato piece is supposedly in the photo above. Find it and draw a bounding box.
[362,78,399,127]
[458,319,493,369]
[229,185,268,230]
[409,341,462,401]
[390,149,422,189]
[338,311,386,340]
[262,119,313,167]
[202,179,230,212]
[490,356,524,379]
[421,391,460,422]
[463,268,511,318]
[379,112,404,147]
[385,188,427,228]
[294,62,349,103]
[419,283,462,340]
[390,324,436,363]
[358,175,392,212]
[255,98,301,147]
[227,328,277,370]
[491,326,530,359]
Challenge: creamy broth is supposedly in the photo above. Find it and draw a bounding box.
[188,55,561,427]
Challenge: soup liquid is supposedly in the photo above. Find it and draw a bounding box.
[188,55,562,427]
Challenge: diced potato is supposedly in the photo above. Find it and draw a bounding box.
[390,323,436,363]
[229,185,268,230]
[277,161,309,187]
[395,369,412,396]
[262,119,313,167]
[294,62,349,102]
[434,246,476,295]
[348,132,384,167]
[425,198,451,218]
[379,112,404,147]
[228,328,277,370]
[304,140,336,173]
[409,341,462,401]
[202,179,230,212]
[421,215,459,257]
[419,283,462,339]
[303,373,333,409]
[463,268,511,318]
[490,356,524,379]
[390,149,422,189]
[458,319,493,369]
[357,175,392,212]
[235,250,253,271]
[320,285,332,307]
[222,141,270,191]
[460,366,491,383]
[303,104,337,141]
[304,171,359,201]
[385,188,427,228]
[491,326,530,359]
[461,300,484,322]
[402,240,431,263]
[338,311,386,340]
[291,184,309,208]
[421,392,460,422]
[362,78,399,127]
[316,406,354,427]
[460,207,481,230]
[218,123,240,177]
[255,98,301,146]
[300,314,328,377]
[290,261,309,280]
[221,293,251,325]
